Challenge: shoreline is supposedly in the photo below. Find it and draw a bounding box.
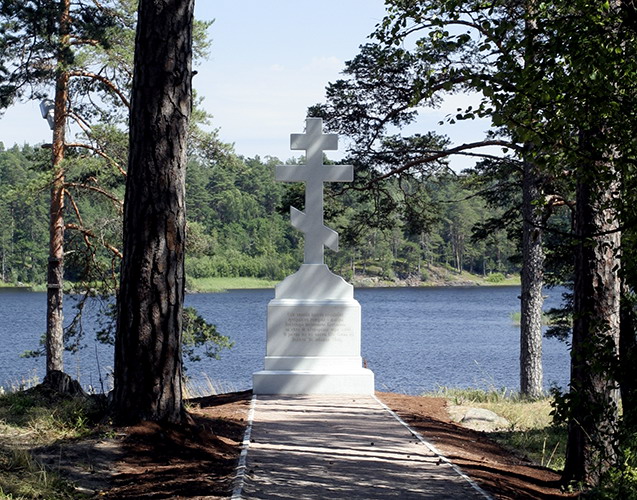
[1,272,521,294]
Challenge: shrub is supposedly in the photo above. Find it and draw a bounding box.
[486,272,506,283]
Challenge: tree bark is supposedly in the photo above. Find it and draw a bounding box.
[112,0,194,425]
[563,146,621,485]
[46,0,71,374]
[519,157,544,398]
[519,2,545,399]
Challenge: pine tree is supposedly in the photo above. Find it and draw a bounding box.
[0,0,134,376]
[112,0,194,424]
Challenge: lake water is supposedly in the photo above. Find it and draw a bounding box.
[0,286,570,395]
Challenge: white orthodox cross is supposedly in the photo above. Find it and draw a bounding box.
[276,118,353,265]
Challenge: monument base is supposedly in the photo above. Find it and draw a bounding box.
[253,368,374,395]
[253,264,375,395]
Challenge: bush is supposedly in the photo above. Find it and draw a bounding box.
[486,272,506,283]
[185,256,217,278]
[185,252,295,281]
[591,432,637,499]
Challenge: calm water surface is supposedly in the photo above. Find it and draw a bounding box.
[0,286,569,395]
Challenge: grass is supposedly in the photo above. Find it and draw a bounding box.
[4,269,522,294]
[4,276,280,294]
[0,388,106,444]
[0,454,82,499]
[0,385,109,499]
[0,373,238,498]
[419,265,521,287]
[427,387,566,471]
[183,373,238,399]
[0,373,40,398]
[186,276,278,292]
[0,446,85,500]
[0,282,51,292]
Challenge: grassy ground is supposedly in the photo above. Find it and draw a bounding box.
[186,276,279,292]
[428,387,566,471]
[1,277,279,293]
[0,282,57,293]
[0,385,109,499]
[0,383,565,499]
[472,272,521,286]
[426,268,521,287]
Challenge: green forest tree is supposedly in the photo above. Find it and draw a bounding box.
[0,145,49,283]
[0,1,226,381]
[310,0,549,399]
[518,1,637,486]
[0,144,519,287]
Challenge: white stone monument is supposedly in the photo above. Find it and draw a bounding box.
[253,118,375,394]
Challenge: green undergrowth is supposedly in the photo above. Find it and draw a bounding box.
[3,270,522,295]
[0,447,85,500]
[427,387,566,471]
[0,388,106,442]
[0,386,109,499]
[462,271,521,286]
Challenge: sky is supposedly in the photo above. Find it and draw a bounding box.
[0,1,490,166]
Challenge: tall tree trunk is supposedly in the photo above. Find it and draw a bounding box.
[519,0,545,399]
[46,0,70,374]
[112,0,194,425]
[563,144,621,485]
[519,157,544,398]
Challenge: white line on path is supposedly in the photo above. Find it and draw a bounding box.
[230,394,257,500]
[372,394,495,500]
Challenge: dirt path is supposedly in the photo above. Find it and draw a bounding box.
[43,391,574,499]
[379,393,574,499]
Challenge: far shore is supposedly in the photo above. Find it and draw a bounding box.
[1,270,521,294]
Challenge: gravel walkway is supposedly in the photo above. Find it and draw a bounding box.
[232,394,493,499]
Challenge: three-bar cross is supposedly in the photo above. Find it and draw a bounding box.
[276,118,353,264]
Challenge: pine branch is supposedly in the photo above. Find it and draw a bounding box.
[367,140,518,187]
[65,180,123,210]
[68,70,130,108]
[65,142,127,177]
[65,223,123,259]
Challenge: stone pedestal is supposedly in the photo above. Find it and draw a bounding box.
[254,119,374,394]
[253,264,374,394]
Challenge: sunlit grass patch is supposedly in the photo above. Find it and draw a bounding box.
[0,372,40,397]
[509,311,553,326]
[426,386,518,405]
[428,386,566,471]
[0,387,107,445]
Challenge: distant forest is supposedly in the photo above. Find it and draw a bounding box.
[0,141,518,288]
